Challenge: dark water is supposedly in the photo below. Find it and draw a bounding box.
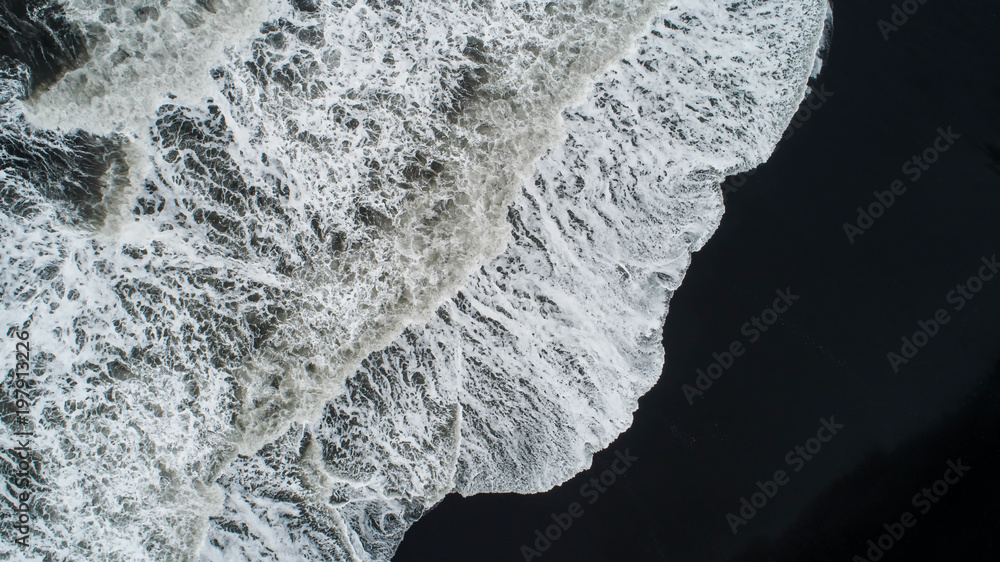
[0,0,87,91]
[394,1,1000,560]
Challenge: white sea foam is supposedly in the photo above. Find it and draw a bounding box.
[0,0,827,560]
[203,0,829,559]
[21,0,276,135]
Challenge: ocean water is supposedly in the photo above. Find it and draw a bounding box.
[1,0,828,559]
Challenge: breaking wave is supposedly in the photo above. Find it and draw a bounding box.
[0,0,829,559]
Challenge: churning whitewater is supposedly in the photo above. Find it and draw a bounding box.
[0,0,829,559]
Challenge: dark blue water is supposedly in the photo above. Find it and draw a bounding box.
[394,1,1000,560]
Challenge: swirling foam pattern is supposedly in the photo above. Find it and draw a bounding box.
[0,0,828,559]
